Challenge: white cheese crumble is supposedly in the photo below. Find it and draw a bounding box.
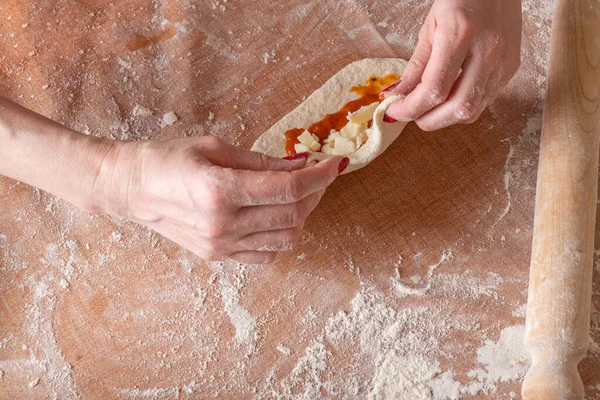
[294,102,378,156]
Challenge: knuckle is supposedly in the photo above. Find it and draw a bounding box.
[481,32,504,58]
[282,229,300,249]
[199,135,222,149]
[195,216,228,238]
[418,18,433,40]
[415,120,437,132]
[461,113,481,125]
[425,82,449,106]
[203,239,224,256]
[197,174,227,208]
[262,253,277,264]
[454,99,478,121]
[452,11,477,39]
[409,58,426,74]
[192,217,207,233]
[203,253,220,262]
[205,187,228,209]
[257,153,272,170]
[206,222,228,239]
[286,204,305,228]
[284,178,305,202]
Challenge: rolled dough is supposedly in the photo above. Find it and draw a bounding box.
[251,58,409,174]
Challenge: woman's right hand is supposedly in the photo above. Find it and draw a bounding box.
[94,136,346,264]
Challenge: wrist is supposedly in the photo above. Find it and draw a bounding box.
[36,130,122,216]
[0,97,125,215]
[91,140,141,219]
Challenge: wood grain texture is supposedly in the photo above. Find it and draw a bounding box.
[2,1,600,398]
[523,0,600,398]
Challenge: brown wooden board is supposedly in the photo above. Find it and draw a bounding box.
[0,0,599,398]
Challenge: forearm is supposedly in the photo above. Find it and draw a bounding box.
[0,96,119,214]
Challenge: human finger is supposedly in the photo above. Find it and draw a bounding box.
[415,54,493,131]
[211,156,344,207]
[147,220,232,261]
[199,135,309,172]
[237,227,302,252]
[229,251,278,265]
[383,24,434,99]
[234,189,324,234]
[385,29,469,122]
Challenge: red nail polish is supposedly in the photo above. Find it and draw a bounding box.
[338,157,350,174]
[283,152,310,161]
[380,80,401,94]
[383,113,398,123]
[379,80,402,100]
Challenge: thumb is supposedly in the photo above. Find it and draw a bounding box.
[202,137,309,172]
[385,24,433,99]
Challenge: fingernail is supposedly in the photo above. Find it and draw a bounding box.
[338,157,350,174]
[383,113,398,123]
[379,80,402,100]
[380,80,401,94]
[283,152,310,161]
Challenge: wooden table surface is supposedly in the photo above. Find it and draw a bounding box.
[1,0,599,398]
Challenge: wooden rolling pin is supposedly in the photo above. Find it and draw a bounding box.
[522,0,600,398]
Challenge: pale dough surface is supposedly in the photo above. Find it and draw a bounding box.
[251,58,408,174]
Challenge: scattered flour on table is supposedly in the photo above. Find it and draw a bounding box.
[261,283,529,399]
[0,0,555,396]
[209,261,258,353]
[131,103,152,117]
[277,345,292,355]
[465,325,530,395]
[160,111,178,128]
[392,249,453,297]
[0,238,81,397]
[325,286,442,399]
[521,0,553,93]
[494,105,542,230]
[511,303,527,319]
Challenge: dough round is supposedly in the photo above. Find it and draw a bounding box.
[252,58,409,174]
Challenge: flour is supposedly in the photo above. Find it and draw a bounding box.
[511,303,526,319]
[261,337,331,399]
[132,104,152,117]
[0,0,577,397]
[118,386,179,398]
[325,286,449,398]
[277,345,292,355]
[111,231,122,242]
[392,249,453,297]
[261,283,530,399]
[429,271,504,300]
[427,371,461,400]
[521,0,553,95]
[385,32,405,47]
[179,256,195,274]
[160,111,178,128]
[209,261,258,352]
[21,263,78,397]
[466,325,530,394]
[369,353,440,399]
[28,377,40,387]
[492,104,542,233]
